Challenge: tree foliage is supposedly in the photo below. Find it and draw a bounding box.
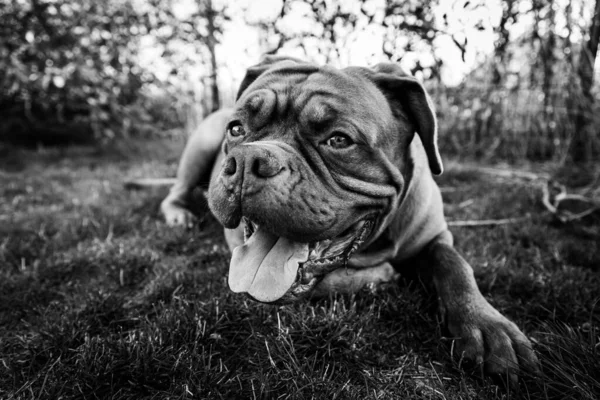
[249,0,445,78]
[0,0,225,144]
[1,0,146,141]
[437,0,600,161]
[1,0,598,161]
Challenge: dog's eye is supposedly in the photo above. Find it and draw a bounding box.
[227,122,245,137]
[325,133,354,149]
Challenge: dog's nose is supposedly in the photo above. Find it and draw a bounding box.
[223,146,284,180]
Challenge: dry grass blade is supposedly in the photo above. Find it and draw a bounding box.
[448,216,531,227]
[541,181,559,214]
[123,178,177,190]
[447,164,551,182]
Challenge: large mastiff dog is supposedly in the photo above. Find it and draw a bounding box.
[160,56,539,383]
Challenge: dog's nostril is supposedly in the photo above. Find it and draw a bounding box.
[252,157,282,178]
[252,158,265,177]
[223,157,237,176]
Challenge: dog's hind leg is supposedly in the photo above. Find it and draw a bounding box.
[161,108,233,227]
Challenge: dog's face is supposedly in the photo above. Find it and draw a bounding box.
[208,56,442,303]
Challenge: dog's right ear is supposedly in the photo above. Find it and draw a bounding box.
[236,55,305,99]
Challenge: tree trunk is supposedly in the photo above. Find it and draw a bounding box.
[492,0,516,86]
[568,0,600,163]
[542,0,556,112]
[205,0,220,113]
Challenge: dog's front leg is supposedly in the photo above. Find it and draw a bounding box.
[161,109,230,227]
[161,173,200,227]
[426,231,539,385]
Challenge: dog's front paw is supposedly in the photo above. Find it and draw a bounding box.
[160,199,197,228]
[445,296,539,386]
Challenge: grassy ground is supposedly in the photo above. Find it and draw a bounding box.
[1,140,599,399]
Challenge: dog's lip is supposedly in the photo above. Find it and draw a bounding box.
[242,217,374,264]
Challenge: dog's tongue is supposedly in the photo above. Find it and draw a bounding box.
[229,225,309,302]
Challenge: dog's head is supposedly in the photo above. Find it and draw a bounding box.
[208,55,442,303]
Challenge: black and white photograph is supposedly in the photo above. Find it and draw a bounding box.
[1,0,599,398]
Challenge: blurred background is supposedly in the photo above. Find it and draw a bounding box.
[1,0,599,164]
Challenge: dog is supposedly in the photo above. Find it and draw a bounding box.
[159,56,539,383]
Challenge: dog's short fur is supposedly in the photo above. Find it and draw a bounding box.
[160,56,539,383]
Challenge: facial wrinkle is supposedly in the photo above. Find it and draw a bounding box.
[377,147,405,195]
[293,133,342,197]
[330,172,396,199]
[295,89,344,115]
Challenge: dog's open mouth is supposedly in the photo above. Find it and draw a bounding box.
[228,217,375,303]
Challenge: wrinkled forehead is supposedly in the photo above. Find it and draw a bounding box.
[236,66,393,136]
[295,69,391,126]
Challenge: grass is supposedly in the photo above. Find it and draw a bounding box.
[1,139,599,399]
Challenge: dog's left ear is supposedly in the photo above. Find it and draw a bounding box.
[370,63,443,175]
[236,55,307,99]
